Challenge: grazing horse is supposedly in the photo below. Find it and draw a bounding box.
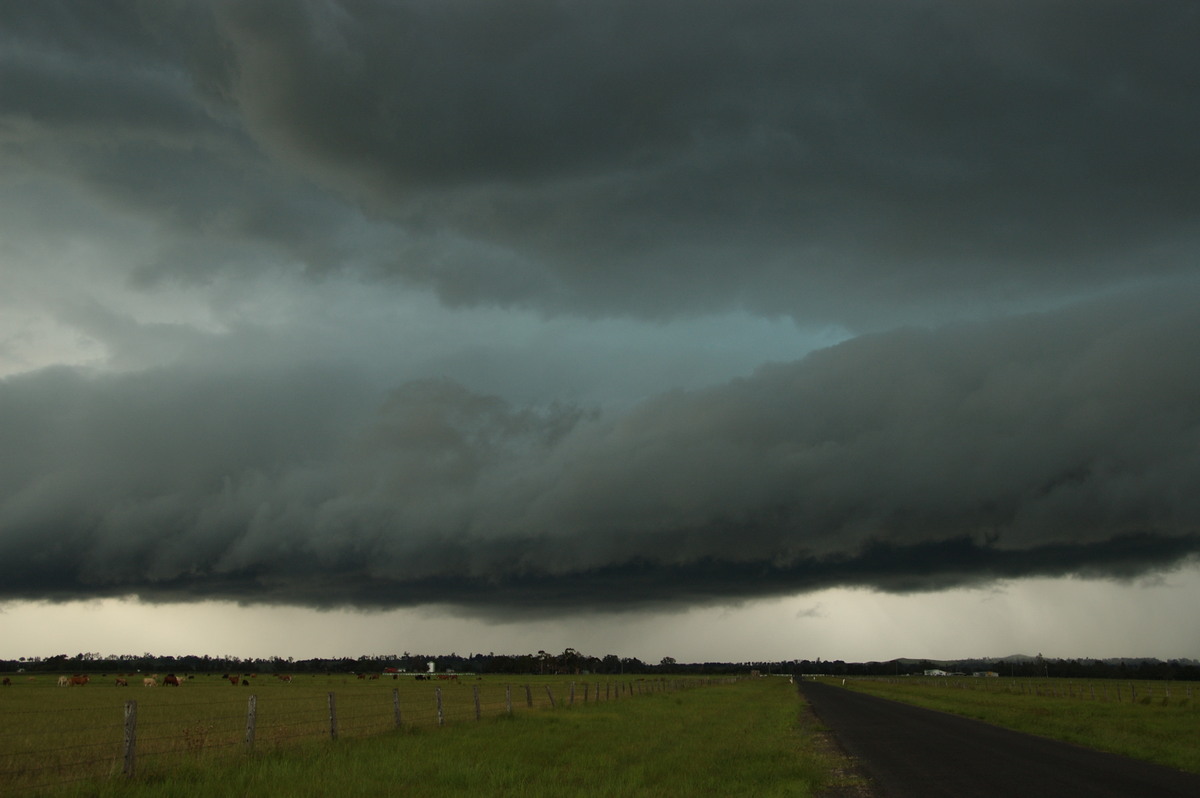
[143,677,158,687]
[277,674,293,683]
[57,676,70,687]
[2,677,10,686]
[242,679,250,686]
[115,678,129,687]
[68,675,89,686]
[163,674,181,687]
[229,675,240,686]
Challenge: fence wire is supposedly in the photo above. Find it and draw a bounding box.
[0,676,720,795]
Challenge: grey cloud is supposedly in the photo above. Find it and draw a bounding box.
[0,1,392,289]
[3,290,1197,610]
[0,1,222,144]
[205,0,1200,320]
[7,1,1199,324]
[4,1,1199,617]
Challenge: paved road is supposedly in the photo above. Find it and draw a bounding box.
[798,680,1200,798]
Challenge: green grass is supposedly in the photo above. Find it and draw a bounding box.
[831,676,1200,774]
[3,675,845,797]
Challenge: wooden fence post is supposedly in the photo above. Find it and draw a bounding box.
[436,687,445,726]
[245,695,257,750]
[474,685,481,720]
[393,688,403,728]
[569,682,576,705]
[545,686,556,708]
[328,692,338,740]
[122,700,138,778]
[506,684,513,714]
[525,684,533,707]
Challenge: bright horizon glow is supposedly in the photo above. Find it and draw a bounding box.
[4,563,1198,664]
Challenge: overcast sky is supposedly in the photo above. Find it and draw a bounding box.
[3,0,1199,664]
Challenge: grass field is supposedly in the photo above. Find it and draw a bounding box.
[1,673,851,797]
[828,675,1200,774]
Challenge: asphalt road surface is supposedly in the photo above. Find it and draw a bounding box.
[798,680,1200,798]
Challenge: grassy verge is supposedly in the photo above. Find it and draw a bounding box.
[48,678,839,798]
[831,677,1200,774]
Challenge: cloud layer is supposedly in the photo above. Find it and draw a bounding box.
[6,1,1200,323]
[3,290,1197,609]
[2,1,1199,613]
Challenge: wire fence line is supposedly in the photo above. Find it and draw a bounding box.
[1,675,732,795]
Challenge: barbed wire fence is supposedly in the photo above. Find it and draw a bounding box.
[1,676,732,795]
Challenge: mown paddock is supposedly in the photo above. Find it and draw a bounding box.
[0,673,721,795]
[842,674,1199,705]
[821,675,1200,774]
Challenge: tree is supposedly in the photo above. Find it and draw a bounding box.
[557,648,581,674]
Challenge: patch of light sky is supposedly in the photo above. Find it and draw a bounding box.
[5,564,1198,664]
[2,240,849,410]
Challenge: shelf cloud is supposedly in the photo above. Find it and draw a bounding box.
[3,1,1199,623]
[3,289,1196,610]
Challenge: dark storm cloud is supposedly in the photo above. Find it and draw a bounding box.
[6,1,1200,322]
[204,0,1200,320]
[3,291,1197,610]
[0,1,406,287]
[4,2,1199,615]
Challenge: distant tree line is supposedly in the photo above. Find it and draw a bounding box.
[790,656,1200,681]
[3,651,1198,681]
[0,649,690,676]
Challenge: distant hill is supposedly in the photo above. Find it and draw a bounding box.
[831,654,1200,679]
